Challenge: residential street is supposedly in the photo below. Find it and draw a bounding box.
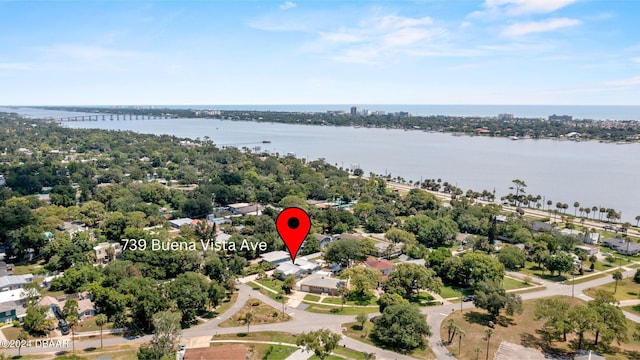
[6,264,639,359]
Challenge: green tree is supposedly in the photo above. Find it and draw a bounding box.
[377,292,409,313]
[484,328,494,360]
[341,267,381,296]
[23,306,49,335]
[324,238,362,266]
[534,298,572,341]
[612,270,623,293]
[497,245,526,270]
[383,263,442,300]
[473,280,523,319]
[589,300,627,346]
[385,228,417,244]
[63,299,79,320]
[17,330,29,357]
[138,311,182,360]
[544,253,575,276]
[244,311,254,333]
[296,329,342,360]
[67,314,79,352]
[372,304,431,351]
[356,313,368,329]
[569,304,598,349]
[281,274,296,295]
[95,313,108,349]
[167,272,209,323]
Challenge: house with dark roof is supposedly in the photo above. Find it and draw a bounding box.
[530,221,554,233]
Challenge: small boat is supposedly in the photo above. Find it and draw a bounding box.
[510,136,519,140]
[262,140,271,143]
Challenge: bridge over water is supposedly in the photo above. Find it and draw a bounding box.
[55,114,175,122]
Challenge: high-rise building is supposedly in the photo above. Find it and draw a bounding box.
[350,106,357,116]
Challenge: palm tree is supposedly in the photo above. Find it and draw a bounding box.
[592,206,598,220]
[547,200,553,211]
[338,286,349,311]
[95,313,108,349]
[585,208,591,219]
[244,311,254,333]
[613,270,623,293]
[485,328,494,360]
[574,202,580,217]
[68,314,79,352]
[458,328,466,355]
[635,215,640,227]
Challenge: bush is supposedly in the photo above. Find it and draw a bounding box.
[12,320,20,327]
[272,311,279,318]
[251,300,260,306]
[634,269,640,284]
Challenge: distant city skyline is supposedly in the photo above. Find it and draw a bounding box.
[1,0,639,105]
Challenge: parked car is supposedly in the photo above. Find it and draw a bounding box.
[58,319,67,328]
[60,326,70,335]
[463,295,474,302]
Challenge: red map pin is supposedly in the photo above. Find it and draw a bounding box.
[276,207,311,263]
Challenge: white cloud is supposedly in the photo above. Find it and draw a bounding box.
[502,18,581,36]
[280,1,296,10]
[300,14,448,63]
[471,0,581,18]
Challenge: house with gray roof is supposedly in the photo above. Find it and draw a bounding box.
[0,274,33,291]
[298,273,346,296]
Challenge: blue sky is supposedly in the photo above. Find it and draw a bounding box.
[1,0,639,105]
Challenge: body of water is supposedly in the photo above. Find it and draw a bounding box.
[3,106,640,222]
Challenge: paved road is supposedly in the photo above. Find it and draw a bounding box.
[5,265,639,359]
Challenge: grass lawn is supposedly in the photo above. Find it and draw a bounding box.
[627,263,640,269]
[594,261,619,271]
[12,260,47,275]
[584,279,640,301]
[322,293,378,306]
[256,278,285,293]
[342,321,435,359]
[410,292,438,306]
[219,299,290,328]
[564,272,610,285]
[502,278,530,291]
[440,296,640,360]
[304,304,379,315]
[212,292,240,317]
[238,343,297,360]
[80,347,139,360]
[440,285,469,299]
[333,346,369,360]
[518,262,568,282]
[622,304,640,316]
[309,355,343,360]
[75,317,113,333]
[304,294,321,302]
[212,331,299,343]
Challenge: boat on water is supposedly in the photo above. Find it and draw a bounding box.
[262,140,271,143]
[510,136,519,140]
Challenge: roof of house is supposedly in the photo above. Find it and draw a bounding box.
[276,262,305,275]
[78,298,94,314]
[0,288,25,303]
[364,257,394,271]
[260,250,290,263]
[184,344,248,360]
[560,228,583,236]
[0,274,33,289]
[169,218,194,227]
[531,221,553,232]
[291,258,320,271]
[298,273,345,289]
[38,296,61,307]
[227,202,250,209]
